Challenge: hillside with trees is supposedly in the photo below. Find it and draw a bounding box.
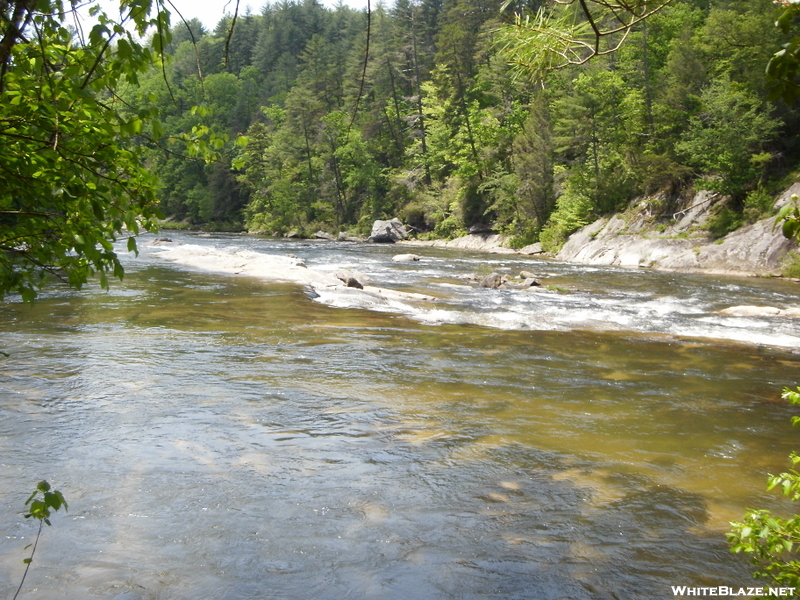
[3,0,799,301]
[127,0,799,250]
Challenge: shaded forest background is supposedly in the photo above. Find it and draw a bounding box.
[126,0,800,249]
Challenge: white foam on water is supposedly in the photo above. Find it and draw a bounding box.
[148,241,800,348]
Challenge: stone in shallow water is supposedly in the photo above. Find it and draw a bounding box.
[333,269,364,289]
[479,272,505,289]
[392,253,420,262]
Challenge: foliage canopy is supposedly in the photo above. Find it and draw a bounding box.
[730,388,800,590]
[2,0,800,301]
[0,0,167,301]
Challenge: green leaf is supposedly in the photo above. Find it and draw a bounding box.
[782,218,799,240]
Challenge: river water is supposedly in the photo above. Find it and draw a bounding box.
[1,232,799,599]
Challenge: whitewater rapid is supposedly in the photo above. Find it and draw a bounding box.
[148,237,800,349]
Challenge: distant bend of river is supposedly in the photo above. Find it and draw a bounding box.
[1,232,799,600]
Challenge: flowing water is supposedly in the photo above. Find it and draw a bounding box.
[1,232,800,599]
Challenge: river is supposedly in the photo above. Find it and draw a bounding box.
[1,232,799,599]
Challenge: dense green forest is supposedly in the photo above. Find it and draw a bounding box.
[23,0,780,246]
[119,0,800,246]
[1,0,799,300]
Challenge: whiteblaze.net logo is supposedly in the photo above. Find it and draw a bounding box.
[671,586,797,597]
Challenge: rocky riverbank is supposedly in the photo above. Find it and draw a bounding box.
[556,183,800,277]
[403,182,800,277]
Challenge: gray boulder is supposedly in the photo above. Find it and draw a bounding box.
[333,270,365,289]
[518,243,543,255]
[315,231,336,241]
[479,272,506,289]
[368,218,408,243]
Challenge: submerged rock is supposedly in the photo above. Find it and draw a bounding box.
[720,305,800,318]
[338,232,363,242]
[505,277,540,289]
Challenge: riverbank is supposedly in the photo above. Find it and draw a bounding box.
[556,183,800,277]
[402,182,800,278]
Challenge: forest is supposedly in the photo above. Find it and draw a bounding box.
[126,0,800,250]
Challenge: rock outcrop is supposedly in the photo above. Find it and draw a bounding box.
[557,183,800,276]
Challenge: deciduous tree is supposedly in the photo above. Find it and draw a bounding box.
[0,0,168,300]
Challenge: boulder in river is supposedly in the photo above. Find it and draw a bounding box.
[368,218,408,243]
[333,270,365,289]
[392,254,420,262]
[315,231,336,241]
[518,243,543,255]
[479,272,506,289]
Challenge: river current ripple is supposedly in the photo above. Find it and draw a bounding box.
[151,232,800,348]
[0,232,799,599]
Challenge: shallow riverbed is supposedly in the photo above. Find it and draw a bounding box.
[1,233,799,599]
